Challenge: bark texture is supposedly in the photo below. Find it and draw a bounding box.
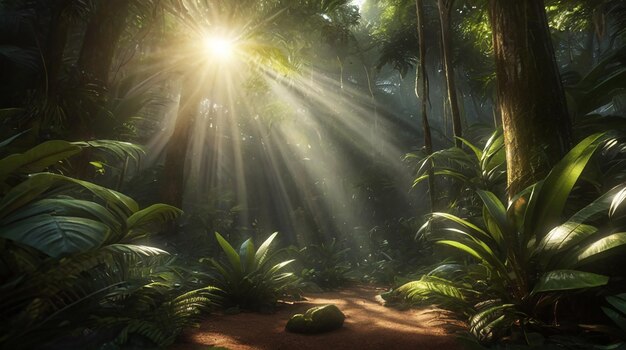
[437,0,462,148]
[415,0,436,211]
[77,0,131,85]
[161,75,203,207]
[44,1,71,93]
[488,0,572,197]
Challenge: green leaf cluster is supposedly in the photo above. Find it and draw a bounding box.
[392,133,626,343]
[205,232,296,310]
[0,138,217,349]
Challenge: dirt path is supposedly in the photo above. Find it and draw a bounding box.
[173,285,463,350]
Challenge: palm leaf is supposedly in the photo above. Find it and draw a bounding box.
[239,238,256,273]
[432,212,493,242]
[72,140,145,162]
[476,190,508,246]
[525,133,607,237]
[0,173,138,220]
[254,231,278,267]
[574,232,626,266]
[125,204,182,241]
[215,232,242,275]
[0,215,109,257]
[0,141,82,182]
[610,186,626,219]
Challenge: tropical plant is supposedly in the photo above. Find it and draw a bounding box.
[407,129,506,214]
[603,293,626,343]
[0,138,218,349]
[358,217,434,285]
[296,238,352,289]
[205,232,296,310]
[391,133,626,343]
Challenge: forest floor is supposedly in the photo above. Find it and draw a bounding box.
[173,284,464,350]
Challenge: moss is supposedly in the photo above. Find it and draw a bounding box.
[285,304,345,334]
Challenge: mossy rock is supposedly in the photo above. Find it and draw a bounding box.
[285,304,345,334]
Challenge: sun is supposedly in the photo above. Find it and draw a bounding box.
[204,36,235,60]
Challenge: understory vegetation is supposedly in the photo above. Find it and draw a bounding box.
[1,0,626,349]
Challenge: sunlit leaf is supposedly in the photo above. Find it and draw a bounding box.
[0,215,110,257]
[0,140,82,182]
[254,231,278,267]
[215,232,242,275]
[477,190,508,246]
[126,204,182,241]
[239,238,256,272]
[432,212,495,244]
[532,270,609,294]
[0,173,138,220]
[575,232,626,265]
[526,133,606,236]
[609,187,626,219]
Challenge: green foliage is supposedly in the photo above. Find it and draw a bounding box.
[407,129,506,213]
[296,238,351,289]
[603,293,626,338]
[566,45,626,117]
[357,217,434,285]
[391,133,626,343]
[205,232,296,310]
[0,140,216,349]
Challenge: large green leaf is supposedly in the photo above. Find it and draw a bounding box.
[469,304,515,341]
[0,198,119,229]
[72,140,145,161]
[215,232,242,275]
[0,215,110,257]
[569,185,624,223]
[395,275,467,302]
[532,270,609,294]
[431,212,492,241]
[436,239,507,278]
[103,244,169,257]
[0,173,138,220]
[525,133,606,237]
[477,190,508,246]
[254,231,278,267]
[239,238,256,272]
[125,204,182,242]
[264,259,295,277]
[481,130,505,172]
[457,137,483,161]
[537,222,598,256]
[574,232,626,266]
[603,294,626,332]
[610,187,626,219]
[0,140,82,182]
[413,170,469,186]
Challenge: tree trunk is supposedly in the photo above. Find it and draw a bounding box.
[161,75,204,207]
[488,0,572,197]
[44,1,71,94]
[415,0,436,211]
[77,0,131,86]
[437,0,462,148]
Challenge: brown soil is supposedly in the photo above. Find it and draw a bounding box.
[173,285,464,350]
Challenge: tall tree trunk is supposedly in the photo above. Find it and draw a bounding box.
[160,75,204,207]
[488,0,572,197]
[415,0,436,211]
[77,0,131,86]
[437,0,462,148]
[44,1,71,95]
